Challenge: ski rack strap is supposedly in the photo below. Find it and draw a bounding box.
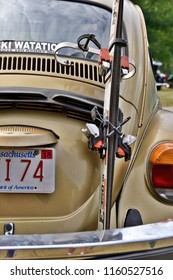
[98,47,136,81]
[82,115,132,161]
[98,48,111,77]
[109,38,127,49]
[122,57,136,79]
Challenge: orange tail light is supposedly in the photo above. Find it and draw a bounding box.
[149,143,173,189]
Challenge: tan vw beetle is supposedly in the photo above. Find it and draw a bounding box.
[0,0,173,259]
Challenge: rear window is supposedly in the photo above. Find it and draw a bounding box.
[0,0,111,53]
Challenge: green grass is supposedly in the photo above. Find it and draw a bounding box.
[158,87,173,107]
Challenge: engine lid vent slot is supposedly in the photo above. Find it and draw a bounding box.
[0,55,104,85]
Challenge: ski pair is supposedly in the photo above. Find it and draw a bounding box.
[82,0,136,230]
[98,0,126,230]
[82,0,127,230]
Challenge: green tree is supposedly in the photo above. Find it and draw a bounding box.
[131,0,173,74]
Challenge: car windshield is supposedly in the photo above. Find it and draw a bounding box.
[0,0,111,56]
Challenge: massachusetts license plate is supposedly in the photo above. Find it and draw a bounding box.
[0,148,55,193]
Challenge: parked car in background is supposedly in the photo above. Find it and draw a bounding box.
[0,0,173,259]
[168,75,173,88]
[153,60,169,90]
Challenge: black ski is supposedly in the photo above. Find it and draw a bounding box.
[98,0,126,229]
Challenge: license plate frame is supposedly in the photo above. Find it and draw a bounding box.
[0,148,55,193]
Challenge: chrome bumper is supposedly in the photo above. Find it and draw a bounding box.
[0,219,173,259]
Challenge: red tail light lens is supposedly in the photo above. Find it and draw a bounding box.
[149,143,173,201]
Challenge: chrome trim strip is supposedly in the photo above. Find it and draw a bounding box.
[0,219,173,259]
